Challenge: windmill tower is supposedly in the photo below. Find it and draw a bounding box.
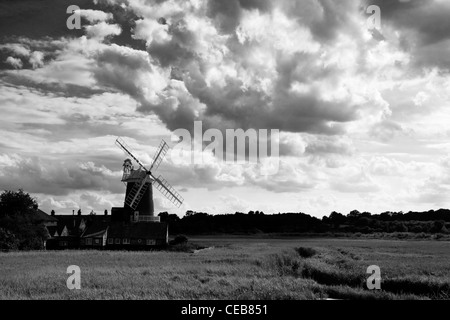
[115,137,183,223]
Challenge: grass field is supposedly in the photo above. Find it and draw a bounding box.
[0,237,449,300]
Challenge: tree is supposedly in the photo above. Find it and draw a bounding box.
[158,211,169,221]
[348,210,361,218]
[328,211,346,227]
[185,210,194,217]
[0,189,38,217]
[356,217,370,227]
[431,220,446,233]
[0,190,49,250]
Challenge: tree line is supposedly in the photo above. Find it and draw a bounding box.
[159,209,450,235]
[1,189,450,251]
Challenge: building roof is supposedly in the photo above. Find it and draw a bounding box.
[46,226,58,237]
[108,222,167,239]
[54,215,84,226]
[81,220,109,238]
[34,209,58,222]
[53,215,110,234]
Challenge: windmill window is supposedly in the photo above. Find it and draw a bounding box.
[137,239,142,244]
[86,238,92,245]
[94,239,100,245]
[123,238,130,244]
[146,239,155,245]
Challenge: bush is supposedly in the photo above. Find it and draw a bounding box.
[170,234,188,245]
[0,228,19,251]
[296,247,317,258]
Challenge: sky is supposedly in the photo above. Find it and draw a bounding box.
[1,0,450,218]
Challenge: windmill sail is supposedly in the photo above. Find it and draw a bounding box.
[116,137,148,171]
[125,175,150,210]
[149,140,169,172]
[153,175,184,208]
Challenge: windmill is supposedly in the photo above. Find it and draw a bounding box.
[115,137,183,223]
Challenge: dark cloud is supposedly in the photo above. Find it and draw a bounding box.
[0,73,108,98]
[367,0,450,70]
[147,35,195,68]
[0,156,123,196]
[368,0,450,45]
[238,0,272,12]
[55,0,365,152]
[18,116,140,143]
[207,0,243,34]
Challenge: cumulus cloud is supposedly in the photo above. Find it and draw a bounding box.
[331,166,380,193]
[83,0,376,137]
[29,51,44,69]
[5,56,23,69]
[367,0,450,70]
[0,154,122,196]
[219,194,251,213]
[85,22,122,39]
[0,43,47,70]
[0,43,31,57]
[79,9,114,23]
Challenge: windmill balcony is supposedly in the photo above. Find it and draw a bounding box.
[137,215,160,223]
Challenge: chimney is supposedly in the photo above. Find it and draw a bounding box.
[104,210,108,216]
[72,210,75,216]
[51,210,55,216]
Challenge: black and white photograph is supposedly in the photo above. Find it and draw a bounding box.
[0,0,449,308]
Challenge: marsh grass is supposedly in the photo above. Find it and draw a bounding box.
[0,238,449,299]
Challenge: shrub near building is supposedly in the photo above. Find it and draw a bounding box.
[0,189,49,251]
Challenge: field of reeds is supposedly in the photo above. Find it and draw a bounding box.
[1,237,449,299]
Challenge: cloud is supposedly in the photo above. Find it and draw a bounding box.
[85,22,122,39]
[5,57,22,69]
[79,9,114,23]
[304,135,354,156]
[331,166,380,193]
[2,0,450,216]
[0,154,123,196]
[39,197,79,212]
[243,159,317,193]
[29,51,45,69]
[84,0,374,137]
[367,0,450,70]
[219,194,250,213]
[0,43,48,70]
[80,192,115,210]
[0,43,31,57]
[369,120,405,142]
